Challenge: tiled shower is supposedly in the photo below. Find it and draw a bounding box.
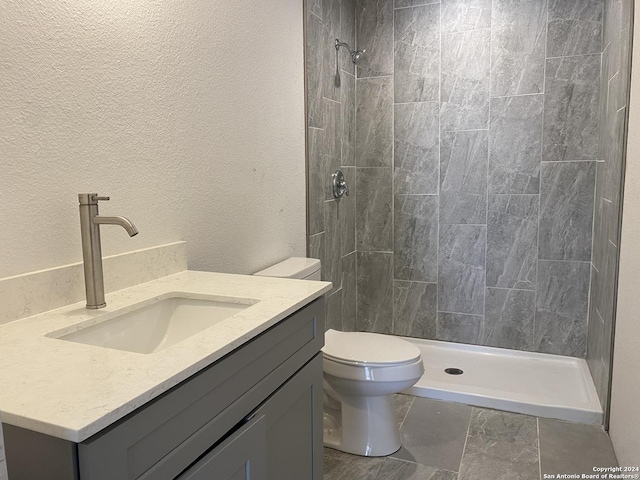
[306,0,631,414]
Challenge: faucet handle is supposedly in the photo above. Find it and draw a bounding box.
[78,193,110,205]
[332,170,350,199]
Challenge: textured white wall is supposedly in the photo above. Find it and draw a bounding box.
[609,5,640,467]
[0,0,306,278]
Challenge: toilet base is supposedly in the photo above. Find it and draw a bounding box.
[323,393,402,457]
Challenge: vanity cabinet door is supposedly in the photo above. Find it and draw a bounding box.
[259,353,324,480]
[176,415,266,480]
[177,352,322,480]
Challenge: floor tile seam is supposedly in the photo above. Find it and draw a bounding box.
[370,456,385,480]
[538,417,543,480]
[379,456,461,478]
[385,453,456,474]
[399,396,415,430]
[464,429,541,450]
[456,405,475,474]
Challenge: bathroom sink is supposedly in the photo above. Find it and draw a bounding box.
[51,295,258,354]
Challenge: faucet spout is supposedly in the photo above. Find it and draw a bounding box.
[78,193,139,309]
[93,215,139,237]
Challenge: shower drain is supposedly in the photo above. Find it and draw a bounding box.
[444,367,464,375]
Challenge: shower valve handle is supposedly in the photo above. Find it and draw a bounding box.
[332,170,349,198]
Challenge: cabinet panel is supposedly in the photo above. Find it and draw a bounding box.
[3,424,79,480]
[176,415,266,480]
[258,354,324,480]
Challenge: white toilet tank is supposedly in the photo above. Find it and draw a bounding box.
[253,257,321,281]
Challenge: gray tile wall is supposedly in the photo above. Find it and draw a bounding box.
[305,0,358,332]
[350,0,602,358]
[306,0,614,361]
[587,0,632,411]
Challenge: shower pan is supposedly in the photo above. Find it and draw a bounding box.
[403,337,602,425]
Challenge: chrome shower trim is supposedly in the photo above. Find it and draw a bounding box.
[335,39,366,65]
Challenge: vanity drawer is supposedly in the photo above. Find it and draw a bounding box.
[79,295,324,480]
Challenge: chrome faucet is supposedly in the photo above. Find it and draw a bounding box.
[78,193,139,309]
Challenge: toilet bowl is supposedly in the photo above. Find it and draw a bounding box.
[254,257,424,457]
[322,329,424,456]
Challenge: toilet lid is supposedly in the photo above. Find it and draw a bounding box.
[322,329,421,366]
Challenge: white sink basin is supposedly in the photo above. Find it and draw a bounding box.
[51,294,258,354]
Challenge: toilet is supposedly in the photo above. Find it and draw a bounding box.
[255,257,425,457]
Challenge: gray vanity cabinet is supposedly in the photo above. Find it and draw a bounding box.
[3,297,325,480]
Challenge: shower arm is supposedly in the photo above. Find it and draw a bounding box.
[335,40,354,52]
[335,39,366,62]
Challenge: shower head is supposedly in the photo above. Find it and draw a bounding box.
[351,48,366,64]
[335,39,366,65]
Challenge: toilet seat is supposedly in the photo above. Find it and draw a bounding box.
[322,329,421,366]
[323,355,424,382]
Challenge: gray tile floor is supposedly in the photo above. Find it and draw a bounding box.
[324,395,618,480]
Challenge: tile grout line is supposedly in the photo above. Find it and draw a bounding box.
[395,279,438,285]
[354,4,358,334]
[534,0,550,350]
[398,396,415,430]
[394,193,440,196]
[439,310,483,317]
[483,0,493,342]
[337,0,345,320]
[356,74,394,79]
[391,3,396,335]
[586,33,605,349]
[537,258,591,265]
[442,26,492,35]
[487,285,536,293]
[356,166,396,169]
[440,222,491,226]
[541,159,600,163]
[490,92,545,100]
[323,96,340,105]
[436,0,442,338]
[537,417,543,480]
[444,128,489,133]
[457,407,475,475]
[487,193,540,197]
[393,2,440,12]
[394,100,439,105]
[546,51,605,61]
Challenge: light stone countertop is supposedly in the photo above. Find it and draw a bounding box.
[0,270,331,443]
